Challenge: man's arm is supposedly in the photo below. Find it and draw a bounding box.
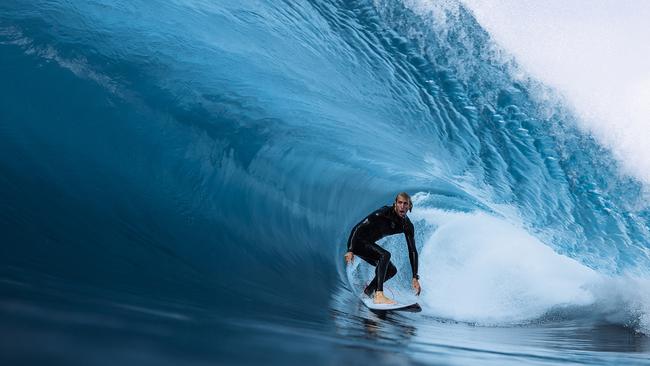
[345,212,371,263]
[405,221,418,279]
[346,224,357,252]
[405,221,421,295]
[346,206,388,251]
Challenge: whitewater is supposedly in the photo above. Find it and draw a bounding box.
[1,1,650,365]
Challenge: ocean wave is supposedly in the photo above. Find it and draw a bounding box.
[1,0,650,346]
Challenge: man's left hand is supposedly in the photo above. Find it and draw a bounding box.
[412,278,421,296]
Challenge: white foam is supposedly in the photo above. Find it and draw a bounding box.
[589,275,650,334]
[457,0,650,185]
[409,207,650,333]
[413,209,598,324]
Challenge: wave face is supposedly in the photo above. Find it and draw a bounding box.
[2,0,650,365]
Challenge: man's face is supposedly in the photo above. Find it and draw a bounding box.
[394,197,409,218]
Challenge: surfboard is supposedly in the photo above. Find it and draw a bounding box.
[360,294,418,310]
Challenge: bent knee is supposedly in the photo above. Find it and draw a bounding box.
[380,251,391,262]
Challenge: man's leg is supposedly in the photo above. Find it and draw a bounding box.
[364,262,397,296]
[354,243,395,297]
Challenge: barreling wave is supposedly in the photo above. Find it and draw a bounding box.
[1,0,649,345]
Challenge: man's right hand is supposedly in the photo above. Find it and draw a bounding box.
[344,251,354,265]
[412,278,421,296]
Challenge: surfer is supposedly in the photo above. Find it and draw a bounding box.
[344,192,421,305]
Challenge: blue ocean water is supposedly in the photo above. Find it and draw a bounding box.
[1,1,650,365]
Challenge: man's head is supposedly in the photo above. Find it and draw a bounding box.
[393,192,412,218]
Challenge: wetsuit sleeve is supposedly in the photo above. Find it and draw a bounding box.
[346,206,388,251]
[346,223,358,252]
[405,221,418,279]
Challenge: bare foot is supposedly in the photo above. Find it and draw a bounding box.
[374,291,396,305]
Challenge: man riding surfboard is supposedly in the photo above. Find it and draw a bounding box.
[344,192,421,304]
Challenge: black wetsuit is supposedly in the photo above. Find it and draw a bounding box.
[346,205,418,295]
